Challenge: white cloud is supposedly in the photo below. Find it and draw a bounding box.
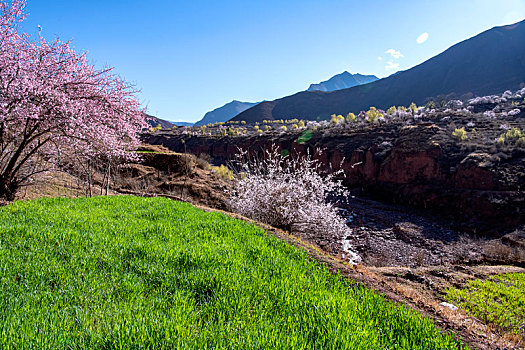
[385,49,403,59]
[385,61,399,71]
[417,32,429,44]
[377,56,383,61]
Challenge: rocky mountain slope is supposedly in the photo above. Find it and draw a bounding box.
[232,20,525,123]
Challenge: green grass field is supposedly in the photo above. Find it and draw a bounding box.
[0,196,466,349]
[446,273,525,336]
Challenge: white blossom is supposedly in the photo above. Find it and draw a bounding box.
[483,111,496,118]
[508,108,521,116]
[229,146,361,264]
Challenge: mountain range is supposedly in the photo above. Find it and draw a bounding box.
[307,71,378,92]
[193,71,377,126]
[232,19,525,123]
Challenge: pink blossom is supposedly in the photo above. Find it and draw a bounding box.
[0,0,146,199]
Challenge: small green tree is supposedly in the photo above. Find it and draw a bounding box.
[452,127,467,141]
[425,101,436,109]
[505,127,522,140]
[409,102,418,115]
[366,107,381,123]
[346,112,357,123]
[386,106,396,115]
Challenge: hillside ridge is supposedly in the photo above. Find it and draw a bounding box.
[232,19,525,123]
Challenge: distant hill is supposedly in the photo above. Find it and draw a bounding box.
[146,114,175,129]
[194,100,259,126]
[307,71,378,92]
[195,72,375,126]
[233,19,525,123]
[172,121,194,127]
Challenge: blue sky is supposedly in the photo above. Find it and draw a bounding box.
[20,0,525,122]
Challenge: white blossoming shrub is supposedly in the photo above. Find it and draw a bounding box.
[306,121,320,129]
[514,87,525,98]
[392,109,411,120]
[508,108,521,116]
[483,110,496,118]
[502,90,513,99]
[468,95,502,105]
[229,146,361,263]
[446,100,463,108]
[318,120,330,128]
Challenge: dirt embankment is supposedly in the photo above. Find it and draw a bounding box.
[113,145,232,210]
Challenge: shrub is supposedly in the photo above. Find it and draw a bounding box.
[229,146,360,263]
[366,107,382,123]
[508,108,521,117]
[386,106,397,115]
[346,112,357,123]
[505,127,522,140]
[446,100,463,108]
[409,102,418,114]
[209,164,234,180]
[452,127,468,141]
[297,130,314,144]
[330,114,345,125]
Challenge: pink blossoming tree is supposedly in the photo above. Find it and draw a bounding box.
[0,0,146,200]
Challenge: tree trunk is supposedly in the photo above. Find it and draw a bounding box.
[105,163,111,196]
[0,176,18,201]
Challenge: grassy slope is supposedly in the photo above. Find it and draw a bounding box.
[0,196,465,349]
[446,273,525,336]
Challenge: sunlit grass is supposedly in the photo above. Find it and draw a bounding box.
[0,196,466,349]
[447,273,525,336]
